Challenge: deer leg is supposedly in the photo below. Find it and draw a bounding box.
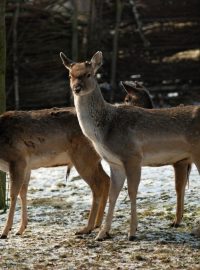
[69,139,109,235]
[16,170,31,235]
[94,163,110,228]
[96,164,126,241]
[71,157,101,234]
[76,163,109,233]
[75,183,101,235]
[172,161,191,227]
[125,159,141,241]
[75,164,109,234]
[94,174,110,228]
[67,143,99,234]
[1,160,27,239]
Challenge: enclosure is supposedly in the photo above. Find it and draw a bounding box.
[0,0,200,269]
[5,0,200,109]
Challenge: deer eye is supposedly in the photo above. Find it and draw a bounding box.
[87,73,91,78]
[69,75,72,79]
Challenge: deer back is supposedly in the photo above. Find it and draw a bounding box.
[0,107,98,170]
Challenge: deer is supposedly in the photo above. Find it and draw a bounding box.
[121,80,191,228]
[60,51,199,241]
[123,80,154,109]
[0,107,110,239]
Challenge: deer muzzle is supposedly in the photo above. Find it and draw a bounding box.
[74,84,82,94]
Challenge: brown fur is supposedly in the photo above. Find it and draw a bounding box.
[0,107,110,238]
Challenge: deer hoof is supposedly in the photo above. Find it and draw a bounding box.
[0,234,7,239]
[95,230,111,241]
[170,222,180,228]
[128,235,137,241]
[75,227,92,235]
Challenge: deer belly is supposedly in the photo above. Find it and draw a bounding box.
[142,150,189,166]
[141,136,191,166]
[30,152,71,169]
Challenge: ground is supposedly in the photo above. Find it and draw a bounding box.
[0,162,199,270]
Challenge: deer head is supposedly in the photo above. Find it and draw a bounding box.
[121,81,154,109]
[60,51,103,96]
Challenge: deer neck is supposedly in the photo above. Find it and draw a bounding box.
[74,84,108,141]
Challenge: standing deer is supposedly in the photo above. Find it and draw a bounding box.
[0,107,109,238]
[60,51,199,241]
[121,80,191,228]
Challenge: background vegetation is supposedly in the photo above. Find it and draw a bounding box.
[4,0,200,108]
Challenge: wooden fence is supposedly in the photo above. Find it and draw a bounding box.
[5,0,200,109]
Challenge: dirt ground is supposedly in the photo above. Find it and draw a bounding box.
[0,164,199,270]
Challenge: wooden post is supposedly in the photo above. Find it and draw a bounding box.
[0,0,7,211]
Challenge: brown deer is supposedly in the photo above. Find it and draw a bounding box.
[0,107,110,239]
[121,80,191,228]
[60,51,199,241]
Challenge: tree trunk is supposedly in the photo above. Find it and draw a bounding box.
[71,0,78,61]
[110,0,122,102]
[70,0,79,105]
[129,0,150,47]
[13,3,20,109]
[0,0,7,211]
[87,0,96,56]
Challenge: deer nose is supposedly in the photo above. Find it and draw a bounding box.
[74,85,82,94]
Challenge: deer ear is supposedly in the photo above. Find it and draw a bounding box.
[120,81,135,95]
[135,81,144,89]
[60,52,74,70]
[120,81,128,93]
[91,51,103,73]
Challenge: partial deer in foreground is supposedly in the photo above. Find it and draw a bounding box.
[60,51,199,241]
[121,80,191,227]
[0,107,109,238]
